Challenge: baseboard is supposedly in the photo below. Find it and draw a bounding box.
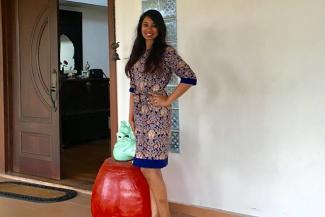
[169,202,254,217]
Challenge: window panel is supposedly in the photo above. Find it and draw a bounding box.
[142,0,180,153]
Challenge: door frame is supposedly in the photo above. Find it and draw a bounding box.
[0,0,118,174]
[0,0,10,173]
[0,0,6,173]
[107,0,118,152]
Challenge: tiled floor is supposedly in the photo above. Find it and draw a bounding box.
[0,176,193,217]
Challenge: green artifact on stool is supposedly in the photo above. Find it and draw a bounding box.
[113,121,136,161]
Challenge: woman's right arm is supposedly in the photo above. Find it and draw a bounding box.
[129,93,135,132]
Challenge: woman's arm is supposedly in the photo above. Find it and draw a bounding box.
[150,83,192,107]
[129,93,135,131]
[151,47,197,107]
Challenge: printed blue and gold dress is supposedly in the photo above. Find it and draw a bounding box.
[129,46,197,168]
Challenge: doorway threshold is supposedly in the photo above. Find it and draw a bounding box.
[0,173,92,195]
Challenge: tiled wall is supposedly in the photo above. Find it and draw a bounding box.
[142,0,180,153]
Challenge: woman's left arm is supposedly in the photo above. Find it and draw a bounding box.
[151,47,197,107]
[150,83,192,107]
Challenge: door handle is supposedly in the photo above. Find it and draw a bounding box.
[50,69,58,111]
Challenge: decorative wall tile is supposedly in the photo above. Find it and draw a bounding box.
[169,74,179,85]
[172,109,179,130]
[170,131,180,153]
[142,0,159,10]
[142,0,180,153]
[165,20,177,43]
[171,100,179,109]
[165,85,175,95]
[165,86,179,108]
[169,42,177,49]
[158,0,176,18]
[143,0,176,19]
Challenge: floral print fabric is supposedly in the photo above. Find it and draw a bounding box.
[130,46,197,168]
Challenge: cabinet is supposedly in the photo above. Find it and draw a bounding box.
[60,78,110,146]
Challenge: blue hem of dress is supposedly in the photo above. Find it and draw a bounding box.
[132,157,168,168]
[180,77,197,85]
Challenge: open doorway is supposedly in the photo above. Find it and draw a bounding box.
[2,0,117,186]
[58,0,111,190]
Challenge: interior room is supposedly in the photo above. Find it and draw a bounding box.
[58,0,110,190]
[2,0,325,216]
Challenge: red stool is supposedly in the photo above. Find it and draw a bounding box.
[91,158,151,217]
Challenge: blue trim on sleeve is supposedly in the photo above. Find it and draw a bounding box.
[129,87,135,93]
[180,77,197,85]
[132,157,168,168]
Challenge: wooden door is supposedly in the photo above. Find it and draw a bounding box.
[8,0,60,179]
[0,0,6,173]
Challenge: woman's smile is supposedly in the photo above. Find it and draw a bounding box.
[142,16,158,41]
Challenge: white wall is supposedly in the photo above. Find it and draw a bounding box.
[116,1,325,217]
[60,5,109,77]
[60,34,75,71]
[115,1,141,123]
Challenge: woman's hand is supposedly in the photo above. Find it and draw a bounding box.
[129,93,135,133]
[129,119,135,133]
[149,93,171,107]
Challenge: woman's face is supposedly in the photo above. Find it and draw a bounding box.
[141,16,159,41]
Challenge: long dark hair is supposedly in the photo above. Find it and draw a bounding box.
[125,10,167,76]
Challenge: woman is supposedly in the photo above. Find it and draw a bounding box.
[125,10,197,217]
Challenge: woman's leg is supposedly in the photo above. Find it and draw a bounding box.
[141,168,171,217]
[150,188,159,217]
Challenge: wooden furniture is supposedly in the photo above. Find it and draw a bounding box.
[60,78,110,146]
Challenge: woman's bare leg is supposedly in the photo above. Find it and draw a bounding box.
[150,188,159,217]
[141,168,171,217]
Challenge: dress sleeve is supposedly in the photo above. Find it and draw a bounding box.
[165,47,197,85]
[129,70,135,93]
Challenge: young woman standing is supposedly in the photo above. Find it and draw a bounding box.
[125,10,197,217]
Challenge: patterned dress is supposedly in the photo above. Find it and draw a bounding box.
[129,46,197,168]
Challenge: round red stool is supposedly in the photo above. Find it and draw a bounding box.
[91,158,151,217]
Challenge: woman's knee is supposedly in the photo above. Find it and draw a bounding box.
[140,168,161,182]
